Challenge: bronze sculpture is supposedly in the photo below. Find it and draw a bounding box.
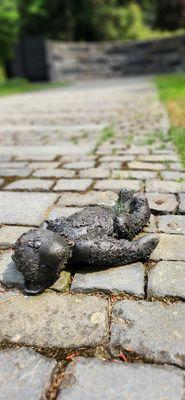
[12,189,159,295]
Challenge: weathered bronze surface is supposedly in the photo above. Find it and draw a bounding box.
[12,189,159,295]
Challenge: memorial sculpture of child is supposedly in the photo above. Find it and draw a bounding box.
[12,189,159,295]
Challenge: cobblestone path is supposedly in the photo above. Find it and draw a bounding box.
[0,78,185,400]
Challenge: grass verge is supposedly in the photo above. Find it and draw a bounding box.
[0,77,69,97]
[155,73,185,167]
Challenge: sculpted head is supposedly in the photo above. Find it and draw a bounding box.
[12,227,73,295]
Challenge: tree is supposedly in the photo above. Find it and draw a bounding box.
[0,0,20,64]
[18,0,47,35]
[155,0,185,30]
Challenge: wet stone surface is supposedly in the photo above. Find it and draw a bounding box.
[0,348,56,400]
[0,292,109,348]
[109,300,185,367]
[71,263,145,296]
[58,357,185,400]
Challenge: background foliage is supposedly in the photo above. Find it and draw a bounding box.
[0,0,185,65]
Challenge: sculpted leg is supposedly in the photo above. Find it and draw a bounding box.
[73,233,159,267]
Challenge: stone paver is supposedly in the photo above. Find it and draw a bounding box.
[58,191,117,207]
[54,179,92,192]
[111,170,157,180]
[148,261,185,298]
[146,180,185,193]
[4,178,54,191]
[147,193,178,214]
[79,168,110,178]
[33,168,75,178]
[158,215,185,234]
[0,251,24,288]
[58,357,185,400]
[151,234,185,261]
[179,193,185,214]
[0,292,109,348]
[0,348,56,400]
[109,300,185,367]
[161,170,185,180]
[0,225,31,249]
[0,167,32,178]
[0,77,184,393]
[63,161,95,169]
[0,192,57,225]
[71,263,145,296]
[94,179,142,191]
[47,206,82,219]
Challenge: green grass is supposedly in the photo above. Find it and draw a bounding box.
[170,127,185,168]
[155,73,185,167]
[92,125,116,154]
[0,77,69,97]
[155,73,185,102]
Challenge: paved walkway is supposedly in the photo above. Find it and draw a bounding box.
[0,78,185,400]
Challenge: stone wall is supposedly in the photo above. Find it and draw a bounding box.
[46,35,185,81]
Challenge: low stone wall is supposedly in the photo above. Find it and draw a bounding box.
[46,35,185,81]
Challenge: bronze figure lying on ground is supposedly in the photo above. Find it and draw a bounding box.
[12,189,159,295]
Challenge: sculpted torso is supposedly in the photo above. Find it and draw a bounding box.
[12,189,159,295]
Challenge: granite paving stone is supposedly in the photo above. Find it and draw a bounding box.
[54,179,92,192]
[29,161,61,169]
[179,194,185,214]
[63,161,95,169]
[57,191,117,207]
[0,168,32,178]
[4,178,54,191]
[111,170,157,180]
[100,161,122,169]
[101,155,134,162]
[0,292,109,348]
[0,251,24,288]
[151,234,185,261]
[147,193,178,214]
[128,161,165,171]
[58,357,185,400]
[47,206,82,219]
[138,154,178,162]
[171,162,185,171]
[71,263,145,296]
[158,215,185,234]
[0,162,28,169]
[0,192,57,225]
[126,146,150,155]
[33,168,75,178]
[15,153,56,161]
[0,348,56,400]
[146,180,185,193]
[79,168,110,178]
[94,179,142,191]
[109,300,185,367]
[161,171,185,180]
[148,261,185,298]
[0,225,31,249]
